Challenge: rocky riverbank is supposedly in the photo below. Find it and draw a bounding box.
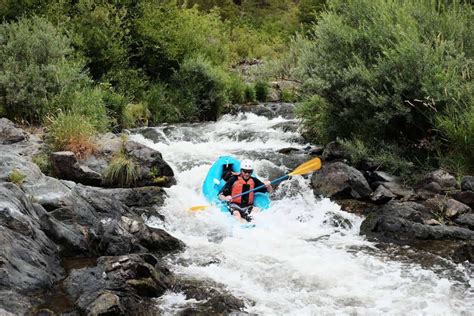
[0,118,245,315]
[1,106,473,314]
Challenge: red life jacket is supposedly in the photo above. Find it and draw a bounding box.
[231,176,255,205]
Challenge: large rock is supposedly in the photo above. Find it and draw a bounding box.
[50,151,102,186]
[417,169,457,192]
[63,254,172,315]
[311,162,372,199]
[461,176,474,191]
[454,213,474,230]
[124,140,175,187]
[450,190,474,208]
[423,196,471,219]
[0,118,27,144]
[0,183,63,315]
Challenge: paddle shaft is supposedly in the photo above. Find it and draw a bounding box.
[230,174,289,199]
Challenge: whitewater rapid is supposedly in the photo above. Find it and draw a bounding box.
[131,113,473,315]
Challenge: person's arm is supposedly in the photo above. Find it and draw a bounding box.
[219,176,236,202]
[253,177,273,193]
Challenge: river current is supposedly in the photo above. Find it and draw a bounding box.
[131,112,473,315]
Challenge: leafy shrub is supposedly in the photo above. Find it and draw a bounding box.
[225,73,246,104]
[244,84,256,103]
[145,83,182,124]
[172,56,227,121]
[8,169,26,186]
[281,88,297,102]
[295,0,473,170]
[103,153,140,187]
[436,105,474,174]
[122,103,149,128]
[51,86,110,131]
[46,112,97,159]
[254,80,269,102]
[67,1,129,80]
[136,2,230,72]
[0,16,88,123]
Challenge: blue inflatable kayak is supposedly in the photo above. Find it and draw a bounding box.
[202,156,271,213]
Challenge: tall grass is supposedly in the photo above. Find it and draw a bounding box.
[46,112,96,159]
[103,153,140,187]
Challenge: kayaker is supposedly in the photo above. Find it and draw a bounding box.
[218,159,272,222]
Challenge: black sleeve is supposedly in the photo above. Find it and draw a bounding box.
[219,176,237,196]
[253,177,268,193]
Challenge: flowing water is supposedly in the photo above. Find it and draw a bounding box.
[131,112,473,315]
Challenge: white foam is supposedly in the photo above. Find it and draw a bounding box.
[132,113,473,315]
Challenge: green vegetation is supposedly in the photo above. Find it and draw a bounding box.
[103,153,140,187]
[293,0,474,175]
[1,0,472,178]
[46,112,97,159]
[8,169,26,186]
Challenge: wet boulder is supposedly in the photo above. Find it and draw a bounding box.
[454,213,474,230]
[63,254,171,315]
[311,162,372,199]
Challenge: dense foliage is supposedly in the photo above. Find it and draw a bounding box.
[294,0,473,174]
[0,0,472,176]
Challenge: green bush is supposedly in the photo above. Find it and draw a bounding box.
[145,83,182,124]
[295,0,473,170]
[136,2,230,71]
[436,104,474,174]
[244,84,256,103]
[46,112,97,158]
[32,151,52,175]
[254,80,269,102]
[0,16,89,123]
[172,56,227,121]
[51,86,110,131]
[122,103,149,129]
[225,73,246,104]
[103,153,140,187]
[67,0,129,80]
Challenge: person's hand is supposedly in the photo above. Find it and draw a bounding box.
[224,196,232,202]
[264,180,271,187]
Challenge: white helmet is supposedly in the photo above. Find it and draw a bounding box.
[240,159,254,170]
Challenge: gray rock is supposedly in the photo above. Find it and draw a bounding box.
[63,254,173,314]
[321,141,351,162]
[461,176,474,191]
[454,213,474,230]
[135,127,170,145]
[450,191,474,208]
[124,140,175,187]
[417,169,457,192]
[311,162,372,199]
[0,118,27,144]
[360,213,474,241]
[424,196,471,219]
[0,183,63,313]
[87,292,124,316]
[371,185,396,204]
[373,181,415,200]
[50,151,102,186]
[272,121,298,133]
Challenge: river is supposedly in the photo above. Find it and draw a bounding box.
[131,112,473,315]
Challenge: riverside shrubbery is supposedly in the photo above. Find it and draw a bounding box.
[295,0,474,174]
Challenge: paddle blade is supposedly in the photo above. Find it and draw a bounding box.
[188,205,210,212]
[289,157,322,176]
